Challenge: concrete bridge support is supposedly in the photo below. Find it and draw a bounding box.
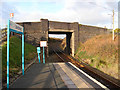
[73,22,79,56]
[41,19,49,41]
[41,19,49,56]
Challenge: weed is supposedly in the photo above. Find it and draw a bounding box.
[75,34,119,79]
[2,36,37,82]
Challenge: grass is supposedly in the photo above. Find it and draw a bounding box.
[75,34,119,79]
[2,36,37,82]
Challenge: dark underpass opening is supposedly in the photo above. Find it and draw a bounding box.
[48,34,66,55]
[48,32,72,56]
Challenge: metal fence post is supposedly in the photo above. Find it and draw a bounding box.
[7,20,10,88]
[22,30,24,75]
[38,53,40,63]
[43,47,45,64]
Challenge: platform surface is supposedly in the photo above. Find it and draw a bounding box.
[10,63,67,88]
[10,62,104,89]
[53,62,105,88]
[54,62,92,88]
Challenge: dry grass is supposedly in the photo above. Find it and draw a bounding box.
[75,34,119,79]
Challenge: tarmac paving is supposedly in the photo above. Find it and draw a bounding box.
[10,63,67,88]
[10,61,104,89]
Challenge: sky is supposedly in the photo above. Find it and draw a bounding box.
[0,0,119,38]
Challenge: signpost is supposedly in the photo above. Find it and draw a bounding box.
[7,20,24,88]
[10,13,14,35]
[37,47,41,63]
[10,20,23,33]
[10,13,14,18]
[40,41,47,64]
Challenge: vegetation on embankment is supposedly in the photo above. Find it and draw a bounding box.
[48,38,63,42]
[2,36,37,82]
[75,34,119,79]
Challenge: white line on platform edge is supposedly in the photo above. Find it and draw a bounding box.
[68,62,109,90]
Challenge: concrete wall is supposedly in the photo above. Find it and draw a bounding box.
[49,21,73,30]
[79,25,108,43]
[17,19,49,46]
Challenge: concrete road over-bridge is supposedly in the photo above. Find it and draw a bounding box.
[16,19,108,57]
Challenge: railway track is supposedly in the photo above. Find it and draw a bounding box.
[52,48,120,89]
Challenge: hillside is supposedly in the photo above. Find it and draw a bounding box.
[2,36,37,84]
[75,34,119,79]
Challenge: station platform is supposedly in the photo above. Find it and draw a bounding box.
[10,62,105,88]
[10,63,67,88]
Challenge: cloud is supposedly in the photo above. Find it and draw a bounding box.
[0,2,19,28]
[53,1,115,27]
[0,0,118,29]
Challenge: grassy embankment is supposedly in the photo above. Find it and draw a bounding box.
[2,36,37,82]
[75,34,119,79]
